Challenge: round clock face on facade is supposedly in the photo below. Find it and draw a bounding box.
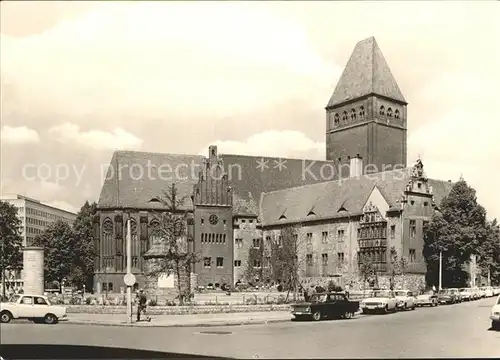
[209,214,219,225]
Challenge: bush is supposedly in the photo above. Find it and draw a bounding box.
[85,297,92,305]
[327,280,343,293]
[277,284,284,292]
[315,286,326,294]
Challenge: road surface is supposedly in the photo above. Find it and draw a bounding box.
[1,297,498,358]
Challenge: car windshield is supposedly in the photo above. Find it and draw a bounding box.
[9,294,21,303]
[309,294,327,303]
[394,291,407,296]
[373,290,392,298]
[438,290,450,294]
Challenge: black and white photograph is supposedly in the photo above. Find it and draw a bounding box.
[0,1,499,359]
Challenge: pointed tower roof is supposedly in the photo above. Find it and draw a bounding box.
[327,37,406,108]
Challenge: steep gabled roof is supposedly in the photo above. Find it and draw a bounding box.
[259,168,453,226]
[327,37,407,108]
[98,150,204,210]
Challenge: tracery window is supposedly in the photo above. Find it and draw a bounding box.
[379,106,385,116]
[334,113,340,126]
[342,111,348,123]
[359,106,365,119]
[387,108,393,118]
[350,109,356,122]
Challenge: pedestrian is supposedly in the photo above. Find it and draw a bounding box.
[136,289,150,322]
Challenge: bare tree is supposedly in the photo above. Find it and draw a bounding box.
[268,225,307,301]
[357,253,376,290]
[389,246,409,289]
[145,183,201,305]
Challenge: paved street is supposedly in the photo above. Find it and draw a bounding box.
[1,297,498,358]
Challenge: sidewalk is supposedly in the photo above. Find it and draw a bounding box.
[66,311,292,328]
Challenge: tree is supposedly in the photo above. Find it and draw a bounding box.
[269,225,306,301]
[33,220,76,288]
[0,201,23,299]
[145,183,201,305]
[389,247,408,290]
[358,253,376,290]
[477,219,500,285]
[423,179,488,288]
[72,201,98,289]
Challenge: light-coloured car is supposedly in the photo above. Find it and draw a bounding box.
[459,288,472,301]
[0,294,67,324]
[490,295,500,330]
[360,289,398,314]
[415,292,438,307]
[394,290,416,310]
[484,287,494,298]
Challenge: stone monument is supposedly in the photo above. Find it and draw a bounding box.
[22,247,44,294]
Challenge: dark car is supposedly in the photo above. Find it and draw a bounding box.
[290,292,360,321]
[437,289,458,304]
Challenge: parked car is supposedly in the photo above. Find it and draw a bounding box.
[459,288,472,301]
[490,294,500,330]
[478,287,486,299]
[484,287,494,298]
[0,294,67,324]
[437,289,458,304]
[415,292,438,307]
[360,289,398,314]
[393,290,416,311]
[291,292,360,321]
[449,288,462,302]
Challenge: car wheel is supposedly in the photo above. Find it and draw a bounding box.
[344,311,353,319]
[311,311,322,321]
[0,311,12,323]
[492,321,500,331]
[384,305,390,314]
[44,313,58,325]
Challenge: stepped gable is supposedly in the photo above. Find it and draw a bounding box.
[98,150,204,210]
[327,36,406,108]
[259,168,454,226]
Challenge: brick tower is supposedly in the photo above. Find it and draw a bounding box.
[325,37,408,177]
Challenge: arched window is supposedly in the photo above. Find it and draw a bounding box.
[359,106,365,119]
[379,106,385,116]
[149,219,161,249]
[395,109,400,119]
[350,109,356,122]
[342,111,348,123]
[334,113,340,126]
[387,107,393,118]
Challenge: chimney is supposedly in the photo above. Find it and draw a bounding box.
[349,154,363,178]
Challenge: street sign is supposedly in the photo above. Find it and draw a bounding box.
[123,273,136,287]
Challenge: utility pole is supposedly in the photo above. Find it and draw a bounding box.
[126,219,132,324]
[438,250,443,291]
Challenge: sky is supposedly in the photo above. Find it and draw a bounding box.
[1,1,499,220]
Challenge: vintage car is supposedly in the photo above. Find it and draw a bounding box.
[291,292,360,321]
[449,288,462,302]
[0,294,67,324]
[415,292,438,307]
[459,288,472,301]
[360,289,398,314]
[437,289,458,304]
[490,294,500,330]
[393,290,416,310]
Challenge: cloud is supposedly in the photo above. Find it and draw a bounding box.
[199,130,325,160]
[48,123,143,150]
[1,125,40,144]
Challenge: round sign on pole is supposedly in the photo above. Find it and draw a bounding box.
[123,273,136,287]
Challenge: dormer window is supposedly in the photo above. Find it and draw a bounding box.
[359,106,365,119]
[279,214,287,220]
[379,106,385,116]
[387,108,393,118]
[334,113,340,126]
[350,109,356,122]
[394,109,400,119]
[342,111,348,123]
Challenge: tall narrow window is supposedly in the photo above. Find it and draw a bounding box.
[395,109,400,119]
[322,253,328,266]
[410,220,416,238]
[351,109,356,122]
[334,113,340,126]
[379,106,385,116]
[409,249,416,262]
[322,231,328,244]
[387,107,393,118]
[338,252,345,263]
[390,225,395,239]
[306,233,313,244]
[342,111,348,123]
[306,254,313,266]
[337,229,345,242]
[216,257,224,268]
